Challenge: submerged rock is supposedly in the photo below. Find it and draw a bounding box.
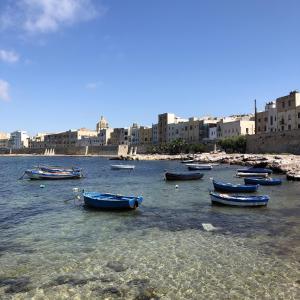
[0,276,32,294]
[106,261,128,272]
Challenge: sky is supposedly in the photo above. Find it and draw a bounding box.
[0,0,300,135]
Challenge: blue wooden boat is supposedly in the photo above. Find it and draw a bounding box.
[244,177,282,185]
[210,192,269,207]
[237,167,273,174]
[165,172,204,181]
[213,180,259,193]
[25,169,82,180]
[83,192,143,209]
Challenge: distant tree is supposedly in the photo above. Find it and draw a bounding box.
[218,136,246,153]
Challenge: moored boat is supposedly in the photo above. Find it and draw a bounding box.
[165,172,204,181]
[38,165,82,173]
[286,172,300,181]
[210,192,269,207]
[213,180,259,193]
[181,159,194,164]
[83,192,143,209]
[244,177,282,186]
[236,172,269,178]
[25,169,82,180]
[110,164,135,170]
[186,163,213,171]
[237,167,273,174]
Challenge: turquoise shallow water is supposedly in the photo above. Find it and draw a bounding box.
[0,156,299,299]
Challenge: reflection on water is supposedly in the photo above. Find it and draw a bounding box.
[0,156,299,299]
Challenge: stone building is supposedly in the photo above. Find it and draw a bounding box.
[109,128,129,145]
[139,126,152,145]
[96,116,109,132]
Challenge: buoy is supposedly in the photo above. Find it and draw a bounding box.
[76,195,81,200]
[175,185,179,189]
[72,187,79,193]
[40,184,45,188]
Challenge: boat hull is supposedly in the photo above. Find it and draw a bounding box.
[25,170,82,180]
[213,180,259,193]
[165,172,204,181]
[83,192,143,210]
[110,165,135,170]
[244,177,282,185]
[237,168,273,174]
[210,192,269,207]
[188,165,212,171]
[236,172,269,178]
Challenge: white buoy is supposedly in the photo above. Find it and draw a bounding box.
[175,185,179,189]
[72,187,79,193]
[40,184,45,188]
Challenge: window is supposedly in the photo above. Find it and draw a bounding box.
[281,126,284,131]
[288,125,291,130]
[288,100,291,106]
[258,126,260,132]
[264,117,267,122]
[282,102,285,108]
[246,128,249,134]
[298,124,300,129]
[298,112,300,118]
[288,114,291,120]
[270,116,273,125]
[258,118,261,123]
[264,126,266,132]
[190,125,193,130]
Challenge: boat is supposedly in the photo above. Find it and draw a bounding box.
[186,163,213,170]
[286,172,300,181]
[24,169,82,180]
[213,180,259,193]
[244,177,282,185]
[37,165,82,173]
[236,172,269,178]
[237,167,273,174]
[83,192,143,209]
[210,192,269,207]
[181,159,194,164]
[165,172,204,181]
[110,164,135,170]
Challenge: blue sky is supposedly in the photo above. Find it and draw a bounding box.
[0,0,300,135]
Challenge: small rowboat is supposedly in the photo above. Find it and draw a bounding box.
[237,167,273,174]
[165,172,204,181]
[83,192,143,209]
[186,163,213,171]
[181,159,194,164]
[213,180,259,193]
[25,169,82,180]
[236,172,269,178]
[244,177,282,186]
[210,192,269,207]
[110,164,135,170]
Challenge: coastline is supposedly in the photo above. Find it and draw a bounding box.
[1,152,300,175]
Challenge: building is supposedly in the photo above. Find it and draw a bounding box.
[9,131,29,149]
[276,91,300,131]
[217,118,255,139]
[99,128,113,145]
[0,132,10,149]
[152,124,158,144]
[139,126,152,145]
[109,128,129,145]
[129,123,140,145]
[256,101,277,134]
[208,126,217,140]
[158,113,187,144]
[96,116,109,132]
[28,133,47,148]
[43,128,97,148]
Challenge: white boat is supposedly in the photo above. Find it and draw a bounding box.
[186,163,213,170]
[236,172,269,178]
[110,164,135,170]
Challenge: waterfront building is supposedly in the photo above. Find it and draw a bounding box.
[44,128,97,148]
[96,116,109,132]
[28,133,47,148]
[109,128,129,145]
[276,91,300,131]
[0,132,10,149]
[139,126,152,145]
[152,124,158,144]
[256,101,278,134]
[129,123,140,145]
[217,118,255,139]
[208,126,217,140]
[9,131,29,149]
[99,128,114,145]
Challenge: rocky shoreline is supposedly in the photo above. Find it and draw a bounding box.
[119,152,300,178]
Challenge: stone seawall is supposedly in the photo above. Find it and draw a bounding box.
[1,145,128,156]
[246,130,300,155]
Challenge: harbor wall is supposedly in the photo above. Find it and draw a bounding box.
[246,130,300,154]
[2,145,128,156]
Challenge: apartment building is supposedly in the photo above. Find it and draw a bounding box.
[9,131,29,149]
[109,128,129,145]
[139,126,152,145]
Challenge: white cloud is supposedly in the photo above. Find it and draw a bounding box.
[0,49,20,63]
[0,79,10,101]
[85,81,103,89]
[0,0,105,34]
